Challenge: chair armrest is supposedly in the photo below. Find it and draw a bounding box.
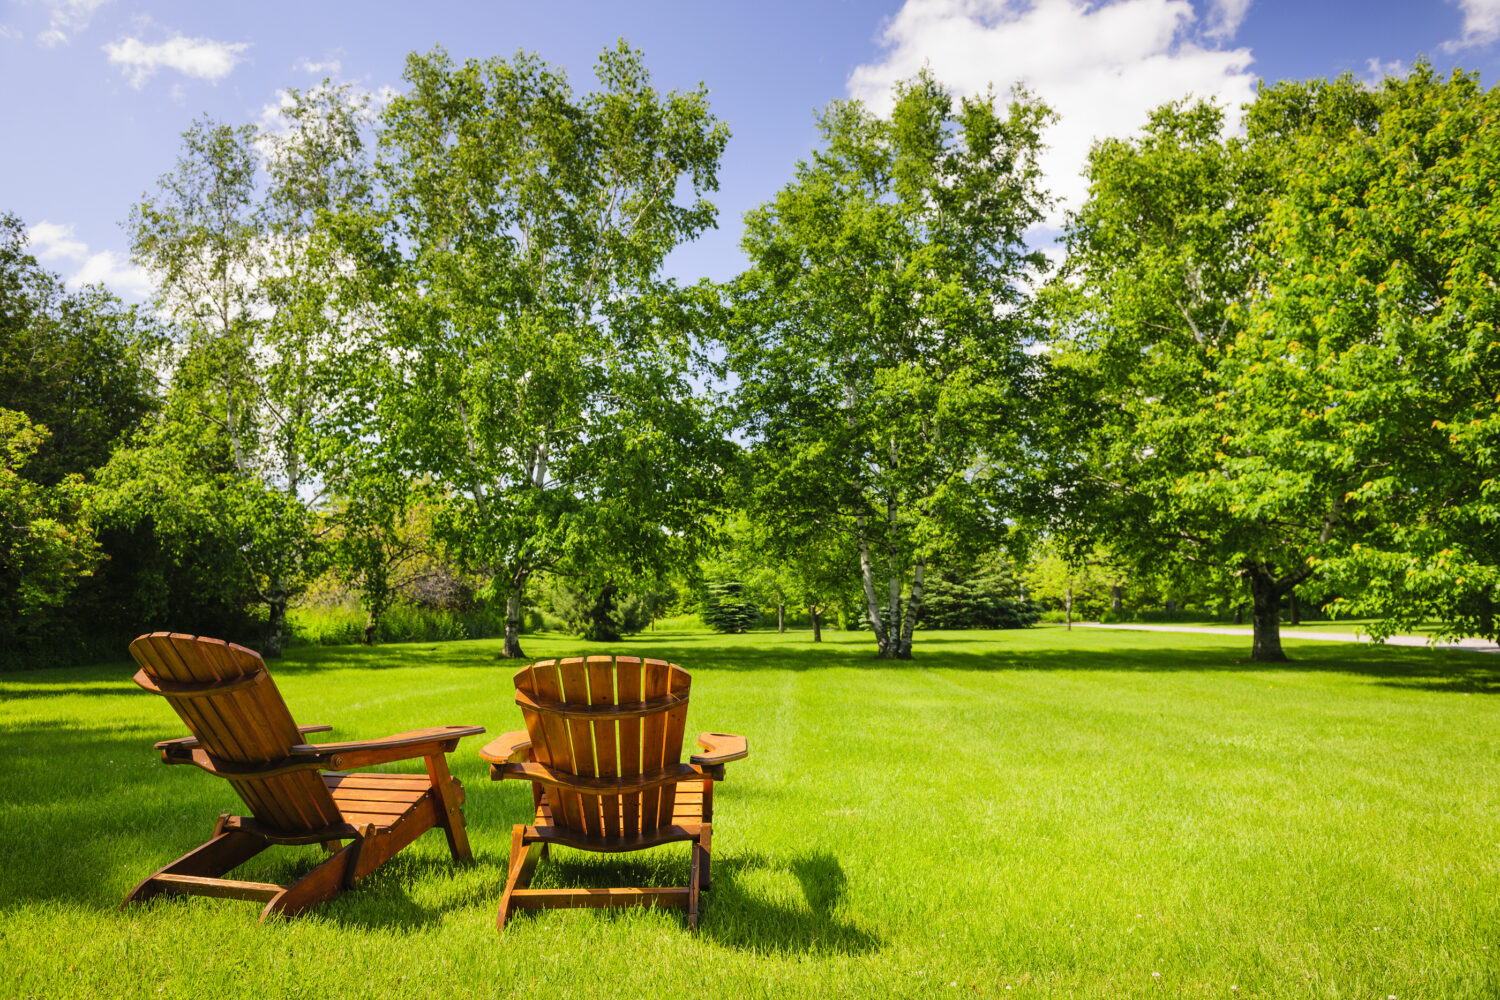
[478,731,533,766]
[156,724,332,760]
[690,731,748,767]
[291,724,485,769]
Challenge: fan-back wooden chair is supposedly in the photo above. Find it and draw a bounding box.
[480,655,748,930]
[124,632,484,922]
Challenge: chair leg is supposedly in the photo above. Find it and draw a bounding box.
[259,839,362,923]
[688,839,703,931]
[425,753,472,863]
[698,822,712,889]
[122,829,268,909]
[497,825,542,931]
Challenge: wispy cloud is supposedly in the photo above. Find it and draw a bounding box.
[848,0,1257,222]
[37,0,111,46]
[297,56,342,75]
[1203,0,1252,39]
[103,33,249,88]
[1442,0,1500,51]
[27,220,153,299]
[1363,57,1410,83]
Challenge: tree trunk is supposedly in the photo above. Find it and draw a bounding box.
[1165,599,1176,614]
[1065,586,1072,631]
[1233,604,1243,625]
[777,603,785,633]
[1111,583,1123,612]
[1288,590,1300,626]
[501,584,526,659]
[362,612,378,645]
[855,514,892,656]
[810,605,822,643]
[894,556,924,659]
[265,590,287,659]
[1248,572,1287,662]
[1480,593,1495,640]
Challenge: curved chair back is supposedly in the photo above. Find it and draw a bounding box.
[129,633,342,834]
[513,655,691,839]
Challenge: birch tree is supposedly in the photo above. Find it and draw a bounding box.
[730,71,1051,658]
[365,43,731,658]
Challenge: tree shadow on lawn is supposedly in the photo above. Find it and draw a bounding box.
[908,632,1500,693]
[10,626,1496,696]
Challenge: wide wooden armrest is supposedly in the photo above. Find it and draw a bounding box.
[690,731,748,767]
[291,724,485,769]
[478,731,533,765]
[156,724,332,758]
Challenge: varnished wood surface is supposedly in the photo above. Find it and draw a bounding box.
[492,653,745,931]
[125,631,482,922]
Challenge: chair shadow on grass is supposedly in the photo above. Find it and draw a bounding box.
[699,850,880,954]
[492,844,878,953]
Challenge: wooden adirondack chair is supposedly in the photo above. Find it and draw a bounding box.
[480,655,748,930]
[124,632,484,922]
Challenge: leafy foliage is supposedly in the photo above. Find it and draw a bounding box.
[357,43,732,658]
[731,70,1052,658]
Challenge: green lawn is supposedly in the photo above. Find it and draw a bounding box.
[2,625,1497,998]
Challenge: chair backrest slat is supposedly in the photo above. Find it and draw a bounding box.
[514,654,691,839]
[587,655,621,838]
[526,660,584,830]
[557,657,600,837]
[130,633,342,834]
[616,656,643,835]
[658,664,691,828]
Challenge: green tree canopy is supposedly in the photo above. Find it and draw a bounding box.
[731,70,1052,658]
[357,42,732,658]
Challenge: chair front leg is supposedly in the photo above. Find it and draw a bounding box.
[424,753,471,863]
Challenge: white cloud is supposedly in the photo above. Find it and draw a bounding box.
[298,56,343,75]
[27,221,153,299]
[103,33,248,88]
[70,249,154,299]
[847,0,1258,222]
[1,23,23,40]
[36,0,111,46]
[27,221,89,261]
[1203,0,1251,39]
[1363,57,1410,83]
[1442,0,1500,51]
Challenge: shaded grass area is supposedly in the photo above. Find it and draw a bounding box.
[2,625,1497,998]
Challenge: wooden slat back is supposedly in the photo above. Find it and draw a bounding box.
[514,654,692,838]
[129,633,342,833]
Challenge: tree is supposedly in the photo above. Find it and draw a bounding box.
[1050,91,1387,661]
[699,579,759,634]
[0,214,161,486]
[920,549,1037,630]
[1024,540,1126,627]
[0,214,165,655]
[1240,65,1500,641]
[362,43,731,658]
[731,71,1051,658]
[0,410,95,646]
[123,87,373,655]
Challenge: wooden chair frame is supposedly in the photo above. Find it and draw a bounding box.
[123,632,484,922]
[480,655,748,930]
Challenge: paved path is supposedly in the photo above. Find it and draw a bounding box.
[1072,621,1500,654]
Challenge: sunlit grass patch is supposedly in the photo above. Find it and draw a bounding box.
[1,625,1497,998]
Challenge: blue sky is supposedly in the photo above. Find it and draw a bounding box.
[2,0,1495,299]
